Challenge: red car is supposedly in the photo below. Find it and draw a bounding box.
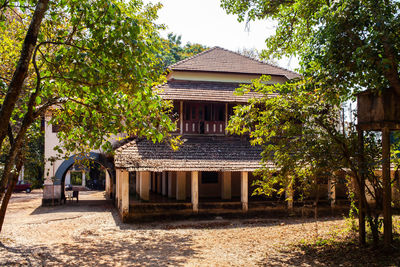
[14,180,32,193]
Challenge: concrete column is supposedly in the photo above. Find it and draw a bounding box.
[328,176,336,207]
[157,173,162,194]
[191,171,199,212]
[82,171,86,187]
[162,172,167,196]
[139,171,150,201]
[136,171,140,195]
[120,170,129,219]
[221,172,232,200]
[176,171,186,200]
[241,171,248,211]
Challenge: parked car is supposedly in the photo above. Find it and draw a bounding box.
[14,180,32,193]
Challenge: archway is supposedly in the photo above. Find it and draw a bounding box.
[54,152,115,201]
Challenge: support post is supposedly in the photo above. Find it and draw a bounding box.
[221,172,231,200]
[162,172,167,196]
[120,170,129,220]
[382,127,392,248]
[241,171,248,211]
[191,171,199,212]
[139,171,150,201]
[176,171,186,200]
[357,128,366,245]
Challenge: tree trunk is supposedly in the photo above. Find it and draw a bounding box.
[0,152,24,234]
[382,127,392,249]
[357,129,366,245]
[0,98,38,203]
[0,0,49,150]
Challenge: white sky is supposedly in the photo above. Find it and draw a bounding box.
[144,0,299,71]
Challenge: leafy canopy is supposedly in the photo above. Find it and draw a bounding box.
[0,0,178,159]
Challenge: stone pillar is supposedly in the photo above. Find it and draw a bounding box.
[241,171,248,211]
[162,172,167,196]
[191,171,199,212]
[328,176,336,207]
[136,171,140,195]
[176,171,186,200]
[120,170,129,220]
[140,171,150,201]
[221,172,232,200]
[157,173,162,194]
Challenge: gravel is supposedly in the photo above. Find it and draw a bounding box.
[1,190,397,266]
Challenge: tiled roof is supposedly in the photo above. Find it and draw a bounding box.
[114,136,268,172]
[156,80,270,102]
[169,46,300,80]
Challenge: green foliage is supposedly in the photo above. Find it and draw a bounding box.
[1,0,178,160]
[159,33,208,69]
[221,0,400,98]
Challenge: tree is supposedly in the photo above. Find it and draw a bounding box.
[228,76,384,246]
[221,0,400,247]
[159,33,208,69]
[0,0,177,234]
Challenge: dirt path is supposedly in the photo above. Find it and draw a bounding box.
[0,191,398,266]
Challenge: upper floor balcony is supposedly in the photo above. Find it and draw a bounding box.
[173,101,235,136]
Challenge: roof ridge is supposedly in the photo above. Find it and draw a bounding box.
[215,46,299,76]
[168,46,218,69]
[169,46,299,78]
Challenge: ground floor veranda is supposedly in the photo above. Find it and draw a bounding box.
[113,170,347,222]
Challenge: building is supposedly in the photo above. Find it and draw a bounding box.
[44,47,347,221]
[113,47,302,221]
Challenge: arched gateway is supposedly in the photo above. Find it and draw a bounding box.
[42,152,115,205]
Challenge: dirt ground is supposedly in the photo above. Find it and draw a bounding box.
[0,190,399,266]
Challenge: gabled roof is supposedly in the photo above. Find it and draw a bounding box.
[115,136,269,172]
[169,46,300,80]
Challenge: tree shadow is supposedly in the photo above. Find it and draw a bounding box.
[261,236,400,266]
[0,231,199,266]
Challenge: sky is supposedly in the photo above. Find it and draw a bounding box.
[143,0,299,71]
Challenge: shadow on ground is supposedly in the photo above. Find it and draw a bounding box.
[262,236,400,266]
[0,232,198,266]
